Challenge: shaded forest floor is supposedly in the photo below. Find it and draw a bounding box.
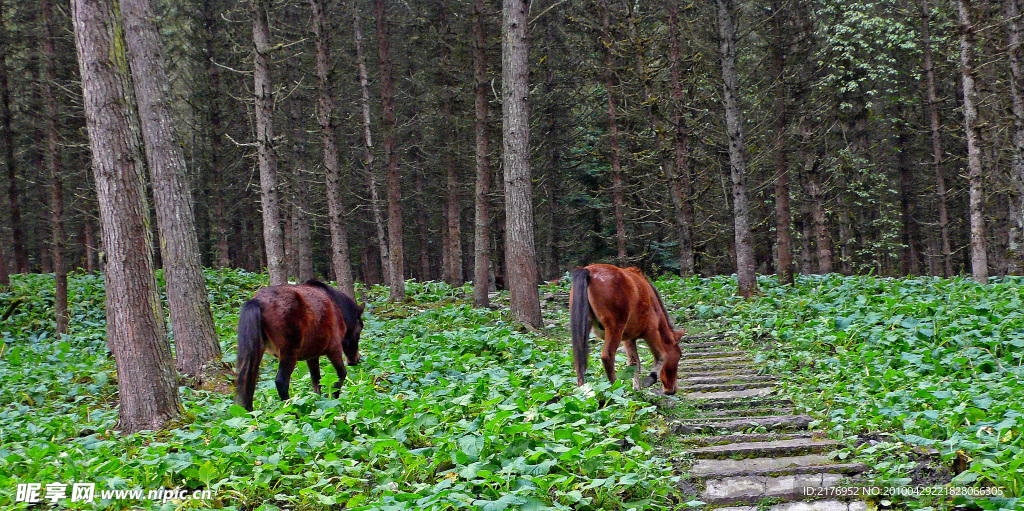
[0,270,1022,510]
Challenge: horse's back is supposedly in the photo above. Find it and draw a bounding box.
[583,264,657,340]
[253,284,345,361]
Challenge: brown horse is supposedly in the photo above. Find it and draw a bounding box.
[570,264,683,395]
[234,279,364,411]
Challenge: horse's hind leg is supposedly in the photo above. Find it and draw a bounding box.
[308,358,322,395]
[274,356,298,401]
[600,326,625,383]
[325,346,349,398]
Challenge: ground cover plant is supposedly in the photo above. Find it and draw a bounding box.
[0,270,679,510]
[656,274,1024,510]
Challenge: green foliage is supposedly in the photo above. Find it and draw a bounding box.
[657,273,1024,509]
[0,270,677,510]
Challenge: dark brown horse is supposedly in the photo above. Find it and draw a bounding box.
[234,280,364,411]
[570,264,683,395]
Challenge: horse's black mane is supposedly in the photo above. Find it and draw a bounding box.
[303,279,362,335]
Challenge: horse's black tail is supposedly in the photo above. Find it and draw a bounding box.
[570,268,592,386]
[234,299,265,411]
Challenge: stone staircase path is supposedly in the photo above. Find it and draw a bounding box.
[659,335,871,510]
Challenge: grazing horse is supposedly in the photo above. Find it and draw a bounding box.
[234,280,365,411]
[570,264,683,395]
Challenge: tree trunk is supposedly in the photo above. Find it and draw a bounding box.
[202,0,231,269]
[71,0,180,432]
[350,3,391,287]
[769,2,794,285]
[0,0,25,274]
[804,130,832,273]
[898,128,922,275]
[445,142,464,286]
[375,0,405,301]
[286,101,313,282]
[1008,0,1024,274]
[600,0,627,267]
[472,0,491,307]
[717,0,759,297]
[311,0,355,297]
[502,0,542,328]
[959,0,988,284]
[667,3,695,277]
[921,0,952,277]
[121,0,221,378]
[252,0,286,285]
[42,0,67,334]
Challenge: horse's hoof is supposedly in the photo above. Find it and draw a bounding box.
[640,374,657,388]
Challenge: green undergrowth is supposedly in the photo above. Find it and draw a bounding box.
[655,273,1024,510]
[0,270,678,510]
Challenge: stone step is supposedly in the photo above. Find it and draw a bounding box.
[691,454,868,479]
[715,500,868,511]
[682,375,776,385]
[700,407,794,419]
[692,397,793,410]
[688,437,839,460]
[675,414,815,434]
[681,361,756,372]
[681,368,763,378]
[681,350,748,359]
[685,387,775,400]
[679,339,736,350]
[680,355,751,366]
[681,381,777,393]
[701,472,860,506]
[679,432,825,448]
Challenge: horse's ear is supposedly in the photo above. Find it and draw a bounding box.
[674,331,685,344]
[358,302,366,314]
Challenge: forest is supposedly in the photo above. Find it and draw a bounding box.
[3,0,1024,509]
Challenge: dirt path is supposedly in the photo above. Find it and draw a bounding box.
[656,335,870,510]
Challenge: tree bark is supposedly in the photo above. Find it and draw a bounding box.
[898,128,922,275]
[445,134,464,286]
[311,0,355,297]
[202,0,231,269]
[717,0,759,297]
[351,2,391,287]
[472,0,491,307]
[42,0,67,334]
[600,0,627,267]
[803,129,832,273]
[375,0,405,301]
[121,0,221,378]
[667,3,695,277]
[0,0,26,274]
[252,0,286,285]
[959,0,988,283]
[769,0,794,285]
[72,0,181,432]
[1007,0,1024,274]
[922,0,952,277]
[502,0,542,328]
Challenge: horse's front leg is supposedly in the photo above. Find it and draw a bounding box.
[308,358,322,395]
[623,339,646,390]
[275,355,298,401]
[640,339,666,390]
[325,346,349,399]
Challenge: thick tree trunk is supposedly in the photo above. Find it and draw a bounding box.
[768,2,794,285]
[375,0,405,301]
[286,101,313,282]
[0,0,25,274]
[414,168,432,280]
[253,0,286,285]
[121,0,221,378]
[1008,0,1024,274]
[600,0,627,267]
[667,4,695,277]
[804,130,832,273]
[202,0,230,269]
[311,0,355,296]
[42,0,67,334]
[717,0,759,297]
[922,0,953,277]
[472,0,491,307]
[959,0,988,283]
[351,3,391,286]
[502,0,542,328]
[72,0,180,432]
[445,145,464,286]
